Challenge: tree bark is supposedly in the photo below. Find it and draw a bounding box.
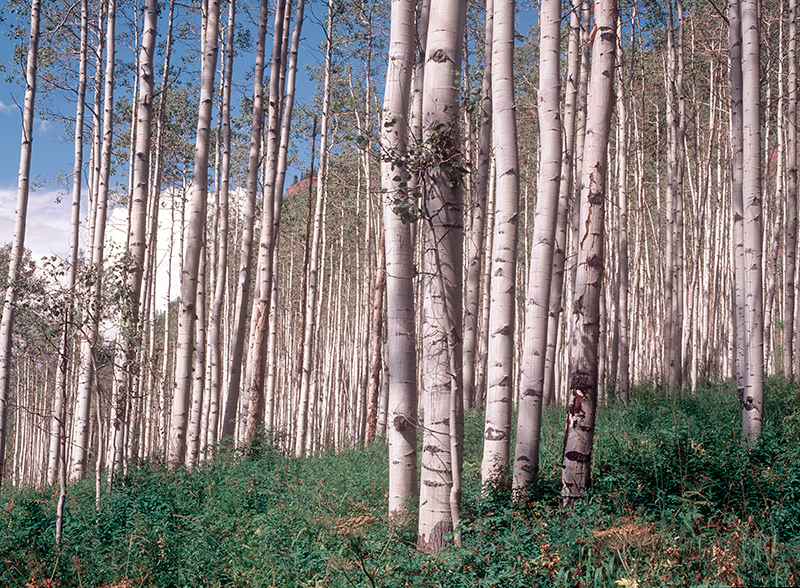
[481,0,522,491]
[168,0,220,467]
[510,0,560,497]
[785,0,797,378]
[561,0,617,502]
[740,0,763,441]
[417,0,466,550]
[381,0,418,518]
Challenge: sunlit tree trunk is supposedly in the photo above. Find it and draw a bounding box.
[542,0,580,407]
[0,0,41,486]
[510,0,559,497]
[729,0,747,403]
[205,0,234,454]
[49,0,88,488]
[109,0,157,485]
[561,0,617,502]
[168,0,220,467]
[220,0,277,443]
[265,0,306,433]
[381,0,418,518]
[71,0,116,482]
[296,0,333,456]
[614,9,630,401]
[740,0,763,441]
[481,0,522,490]
[417,0,466,550]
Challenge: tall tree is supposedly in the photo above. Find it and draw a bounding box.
[0,0,41,487]
[481,0,521,490]
[417,0,467,550]
[785,0,797,378]
[561,0,617,502]
[740,0,763,441]
[109,0,158,484]
[48,0,89,488]
[510,0,561,496]
[206,0,235,454]
[168,0,220,467]
[70,0,116,482]
[381,0,418,518]
[462,0,493,411]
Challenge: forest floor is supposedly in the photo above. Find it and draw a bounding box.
[2,378,799,587]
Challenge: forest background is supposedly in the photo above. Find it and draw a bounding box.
[0,0,799,584]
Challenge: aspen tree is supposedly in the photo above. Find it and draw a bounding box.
[221,0,278,442]
[614,8,631,401]
[168,0,220,467]
[481,0,522,490]
[71,0,116,481]
[740,0,764,441]
[543,0,581,407]
[49,0,88,488]
[245,0,291,437]
[729,0,747,400]
[265,0,307,433]
[381,0,418,518]
[206,0,235,454]
[462,0,493,411]
[109,0,157,484]
[416,0,466,550]
[365,228,385,445]
[0,0,40,486]
[510,0,560,496]
[295,0,333,456]
[55,0,87,524]
[785,0,797,378]
[561,0,617,502]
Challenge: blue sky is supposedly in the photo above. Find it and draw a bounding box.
[0,0,329,262]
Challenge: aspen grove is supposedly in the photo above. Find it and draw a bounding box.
[1,0,799,555]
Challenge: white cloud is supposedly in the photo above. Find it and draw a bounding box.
[0,101,14,115]
[0,186,73,261]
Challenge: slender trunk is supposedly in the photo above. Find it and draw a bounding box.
[785,0,797,377]
[296,0,333,456]
[244,0,290,439]
[481,0,522,490]
[462,0,493,412]
[740,0,763,441]
[381,0,418,517]
[510,0,560,496]
[0,0,40,486]
[71,0,116,482]
[542,0,581,407]
[365,228,386,444]
[561,0,617,502]
[206,0,235,454]
[220,0,277,443]
[49,0,88,487]
[168,0,220,467]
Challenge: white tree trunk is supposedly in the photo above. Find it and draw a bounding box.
[381,0,418,519]
[168,0,220,467]
[417,0,466,550]
[510,0,560,496]
[481,0,521,490]
[561,0,617,502]
[785,0,797,377]
[70,0,116,482]
[740,0,764,441]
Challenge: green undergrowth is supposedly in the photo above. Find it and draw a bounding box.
[2,378,799,587]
